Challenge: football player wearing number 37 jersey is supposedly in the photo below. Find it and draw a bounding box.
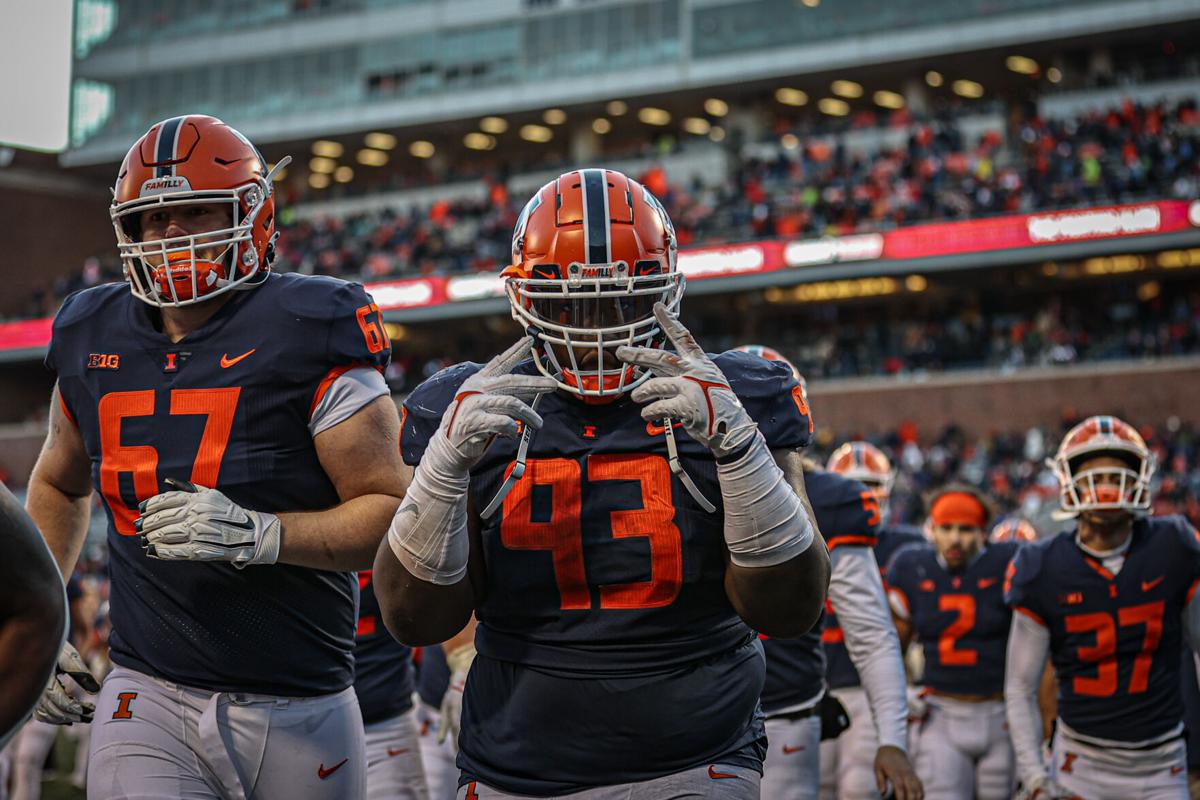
[26,115,408,799]
[1004,416,1200,800]
[373,168,831,799]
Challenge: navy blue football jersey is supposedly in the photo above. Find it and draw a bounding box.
[353,571,414,725]
[762,468,881,712]
[1005,516,1200,742]
[401,350,810,795]
[824,524,925,690]
[887,541,1019,695]
[46,274,390,695]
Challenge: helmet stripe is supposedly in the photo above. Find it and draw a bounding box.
[581,168,609,265]
[154,116,185,177]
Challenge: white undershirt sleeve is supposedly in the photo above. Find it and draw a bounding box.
[1004,611,1051,788]
[309,367,389,438]
[829,546,909,751]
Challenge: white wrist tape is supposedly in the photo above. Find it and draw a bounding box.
[387,432,472,585]
[717,430,814,568]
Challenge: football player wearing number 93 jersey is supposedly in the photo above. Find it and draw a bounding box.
[1004,415,1200,800]
[372,168,832,799]
[26,115,408,800]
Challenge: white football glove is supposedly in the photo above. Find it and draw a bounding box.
[427,337,558,476]
[1014,775,1083,800]
[137,479,281,568]
[906,687,930,723]
[437,643,475,754]
[617,303,757,459]
[34,642,101,725]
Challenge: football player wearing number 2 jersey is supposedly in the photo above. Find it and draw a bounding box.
[1005,416,1200,800]
[886,485,1018,800]
[374,168,831,799]
[26,115,408,799]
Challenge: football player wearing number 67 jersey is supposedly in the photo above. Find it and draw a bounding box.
[886,486,1019,800]
[1005,416,1200,800]
[26,115,408,799]
[373,168,831,799]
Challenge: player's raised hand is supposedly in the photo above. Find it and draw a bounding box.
[137,479,281,568]
[616,303,758,458]
[434,337,557,473]
[34,642,100,725]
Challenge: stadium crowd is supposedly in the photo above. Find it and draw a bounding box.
[22,96,1199,321]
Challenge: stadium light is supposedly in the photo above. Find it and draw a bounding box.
[357,148,389,166]
[873,90,904,109]
[704,98,729,117]
[818,98,849,116]
[308,173,330,189]
[638,107,671,126]
[309,157,337,174]
[1005,55,1039,75]
[543,108,567,125]
[607,100,628,116]
[364,132,397,150]
[905,274,928,292]
[800,0,820,7]
[952,79,984,98]
[1047,67,1063,83]
[311,140,344,158]
[334,166,354,183]
[709,126,726,142]
[775,88,808,107]
[268,163,287,182]
[592,118,612,135]
[831,80,863,99]
[519,125,553,143]
[925,70,944,88]
[408,141,435,158]
[780,133,800,150]
[683,117,711,135]
[480,116,508,134]
[464,132,497,151]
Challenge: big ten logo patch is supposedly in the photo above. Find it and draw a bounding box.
[88,353,120,370]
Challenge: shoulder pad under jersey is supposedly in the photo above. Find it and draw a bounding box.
[805,469,880,551]
[400,361,485,466]
[712,350,812,451]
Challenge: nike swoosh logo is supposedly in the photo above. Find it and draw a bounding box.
[1143,576,1165,592]
[978,578,998,589]
[708,765,738,780]
[213,516,256,531]
[387,748,409,757]
[318,758,348,779]
[782,745,805,754]
[220,348,256,368]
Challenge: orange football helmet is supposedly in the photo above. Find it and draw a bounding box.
[110,115,289,306]
[827,441,895,509]
[503,169,682,398]
[1050,415,1155,516]
[989,517,1038,544]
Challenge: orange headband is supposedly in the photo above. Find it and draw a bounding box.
[930,492,986,529]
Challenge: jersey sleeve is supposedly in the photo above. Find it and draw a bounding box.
[811,472,880,551]
[714,350,812,451]
[1004,541,1048,626]
[1163,516,1200,603]
[324,281,392,372]
[399,362,482,466]
[884,547,919,619]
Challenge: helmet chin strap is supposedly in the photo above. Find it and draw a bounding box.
[480,393,544,520]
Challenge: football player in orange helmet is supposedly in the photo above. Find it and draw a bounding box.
[27,115,412,799]
[828,442,896,519]
[1006,416,1200,800]
[731,348,922,800]
[377,169,831,799]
